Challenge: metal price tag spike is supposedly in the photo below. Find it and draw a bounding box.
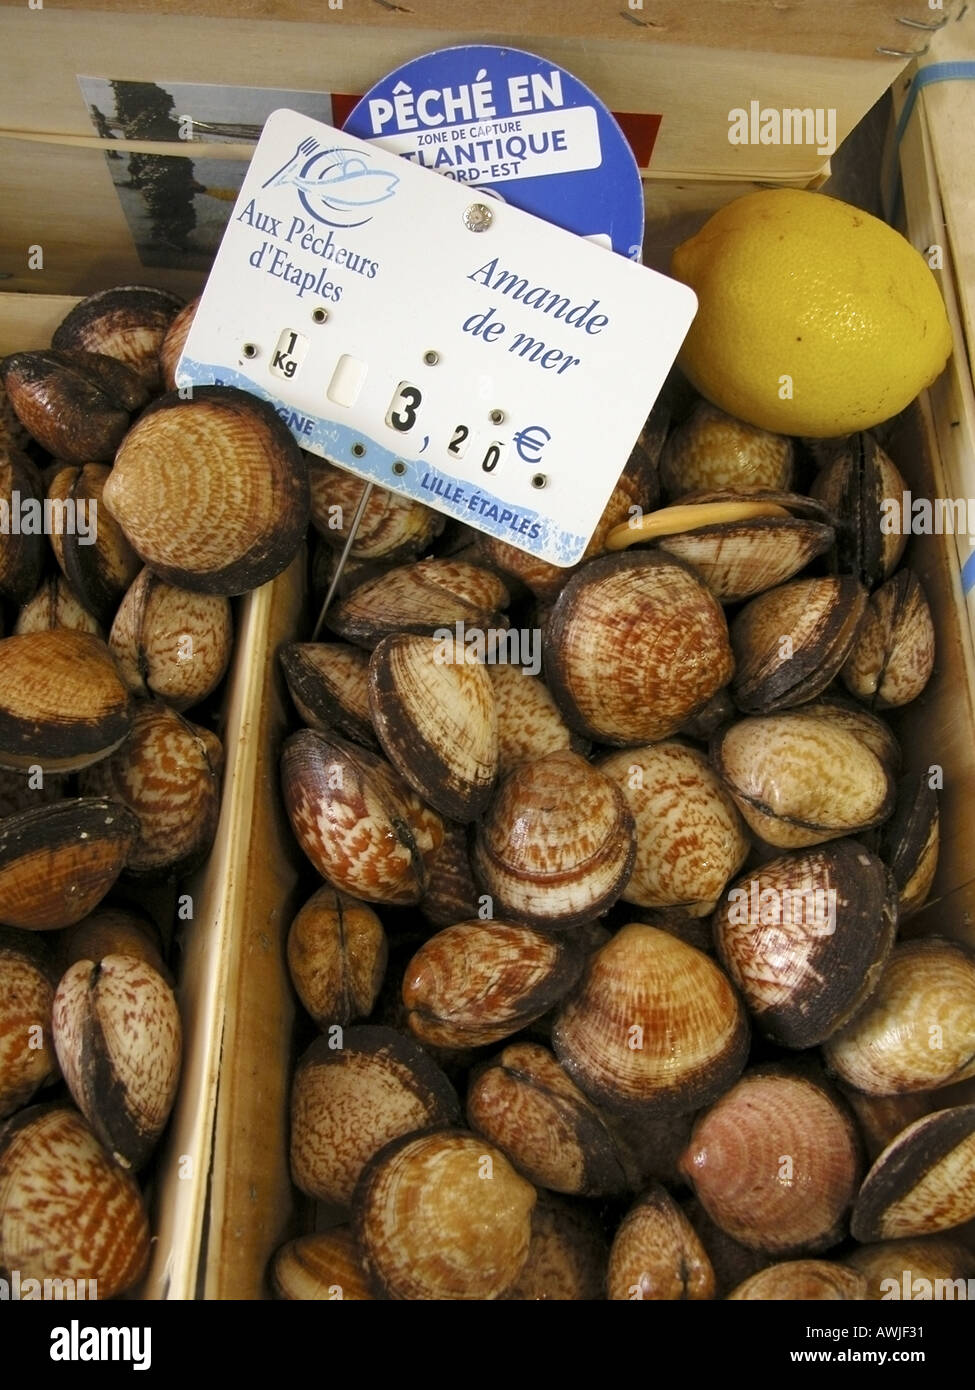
[311,479,373,639]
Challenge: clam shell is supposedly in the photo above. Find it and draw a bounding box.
[728,1260,866,1301]
[14,574,102,637]
[823,939,975,1096]
[418,820,480,929]
[471,750,635,929]
[809,432,907,588]
[659,401,795,500]
[0,381,29,451]
[599,741,749,915]
[877,772,939,919]
[290,1025,460,1207]
[286,886,387,1028]
[280,730,444,905]
[80,701,222,876]
[0,1104,150,1296]
[711,712,895,849]
[845,1235,975,1300]
[488,665,581,773]
[52,285,184,392]
[109,567,233,711]
[0,349,148,462]
[607,1184,715,1300]
[309,459,444,562]
[679,685,737,742]
[327,558,510,649]
[552,923,749,1116]
[159,296,199,392]
[279,641,376,747]
[52,954,182,1170]
[368,633,498,822]
[0,798,139,930]
[799,695,902,778]
[502,1193,608,1301]
[353,1128,536,1299]
[403,920,583,1049]
[467,1040,631,1196]
[841,569,935,709]
[680,1068,861,1254]
[103,386,309,595]
[0,927,58,1117]
[656,514,833,603]
[271,1229,374,1301]
[684,1197,770,1298]
[837,1077,975,1164]
[0,630,133,772]
[47,462,141,626]
[730,575,868,712]
[851,1104,975,1241]
[0,447,45,607]
[544,552,733,745]
[713,840,898,1048]
[61,908,170,982]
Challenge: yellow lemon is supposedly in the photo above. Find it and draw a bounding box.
[670,189,952,438]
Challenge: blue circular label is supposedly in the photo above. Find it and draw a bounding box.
[343,45,645,261]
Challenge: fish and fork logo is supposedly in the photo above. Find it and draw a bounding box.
[262,134,400,229]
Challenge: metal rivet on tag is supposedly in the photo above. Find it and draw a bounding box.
[241,343,258,358]
[489,409,505,425]
[311,308,329,324]
[351,442,367,458]
[464,204,494,233]
[423,350,440,366]
[531,473,547,489]
[391,460,407,476]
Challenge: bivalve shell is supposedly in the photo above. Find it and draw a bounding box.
[103,386,309,595]
[280,730,444,905]
[851,1104,975,1241]
[290,1025,460,1207]
[823,939,975,1096]
[418,820,480,929]
[327,558,509,649]
[353,1128,536,1299]
[109,567,233,710]
[502,1193,608,1301]
[809,432,907,588]
[80,701,222,876]
[876,772,939,919]
[368,632,498,822]
[0,1103,150,1296]
[728,1261,866,1300]
[159,296,198,391]
[679,1068,861,1254]
[467,1040,631,1196]
[711,711,894,848]
[403,920,583,1050]
[286,886,387,1028]
[0,349,148,462]
[713,840,898,1048]
[0,927,58,1117]
[279,642,376,746]
[0,798,139,930]
[47,462,141,626]
[845,1235,975,1299]
[544,552,733,745]
[552,923,749,1116]
[61,908,169,982]
[841,569,935,709]
[271,1229,374,1301]
[14,574,102,637]
[52,285,184,392]
[488,665,581,773]
[471,750,635,929]
[730,575,868,712]
[0,447,45,607]
[599,741,749,915]
[655,510,834,604]
[659,401,795,499]
[52,954,182,1170]
[607,1184,716,1300]
[0,630,132,772]
[309,460,444,562]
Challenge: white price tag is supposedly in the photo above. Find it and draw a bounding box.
[177,108,697,566]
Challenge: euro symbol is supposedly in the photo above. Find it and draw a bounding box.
[513,424,551,465]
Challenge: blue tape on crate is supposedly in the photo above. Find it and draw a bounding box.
[884,60,975,223]
[962,547,975,597]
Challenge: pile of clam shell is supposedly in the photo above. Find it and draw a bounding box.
[271,384,975,1301]
[0,285,308,1296]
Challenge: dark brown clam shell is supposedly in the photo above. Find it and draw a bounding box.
[102,386,309,596]
[47,462,141,626]
[876,772,939,919]
[467,1041,631,1196]
[544,551,733,746]
[0,798,139,930]
[326,558,510,649]
[403,920,584,1050]
[502,1193,608,1301]
[52,285,184,392]
[279,641,376,746]
[0,447,45,607]
[0,349,148,461]
[418,819,481,929]
[713,840,898,1048]
[809,431,907,588]
[851,1104,975,1242]
[290,1025,460,1206]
